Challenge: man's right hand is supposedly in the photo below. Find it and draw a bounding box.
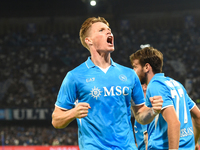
[74,103,91,119]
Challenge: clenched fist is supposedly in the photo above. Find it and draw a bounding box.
[74,103,91,119]
[150,96,163,114]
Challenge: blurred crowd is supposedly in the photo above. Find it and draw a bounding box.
[0,125,78,146]
[0,22,200,145]
[0,32,89,108]
[0,25,200,108]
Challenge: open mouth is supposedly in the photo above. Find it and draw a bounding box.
[107,36,113,44]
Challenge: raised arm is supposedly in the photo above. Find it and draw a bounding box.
[132,96,163,125]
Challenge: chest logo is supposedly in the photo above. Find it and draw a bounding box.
[90,86,102,100]
[119,74,127,81]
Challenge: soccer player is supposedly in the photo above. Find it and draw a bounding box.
[130,47,200,150]
[51,17,163,149]
[133,83,148,150]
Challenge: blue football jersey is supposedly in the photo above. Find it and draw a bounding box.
[146,73,195,150]
[55,57,145,150]
[134,120,147,150]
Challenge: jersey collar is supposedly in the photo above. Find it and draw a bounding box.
[149,73,165,84]
[85,56,116,69]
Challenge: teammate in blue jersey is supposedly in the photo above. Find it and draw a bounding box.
[134,121,148,150]
[130,47,200,150]
[51,17,163,150]
[133,83,148,150]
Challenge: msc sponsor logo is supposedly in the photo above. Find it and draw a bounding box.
[90,86,129,100]
[89,87,102,100]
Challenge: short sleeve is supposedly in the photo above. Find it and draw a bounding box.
[146,81,173,109]
[55,71,77,109]
[131,71,145,106]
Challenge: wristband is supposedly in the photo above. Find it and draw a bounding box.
[151,108,158,115]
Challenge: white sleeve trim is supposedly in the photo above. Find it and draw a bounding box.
[189,104,196,111]
[143,130,147,134]
[132,102,145,106]
[55,104,69,110]
[161,104,174,110]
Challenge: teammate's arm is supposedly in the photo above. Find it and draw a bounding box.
[162,106,180,149]
[195,143,199,150]
[52,103,91,129]
[132,96,163,125]
[144,131,148,150]
[190,105,200,148]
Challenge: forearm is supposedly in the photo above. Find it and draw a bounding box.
[167,121,180,149]
[195,143,199,150]
[134,106,158,125]
[191,106,200,144]
[133,96,163,125]
[144,132,148,150]
[192,117,200,144]
[52,108,76,129]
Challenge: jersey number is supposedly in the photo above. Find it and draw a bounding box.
[171,88,188,123]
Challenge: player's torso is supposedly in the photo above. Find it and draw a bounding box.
[146,76,194,149]
[164,78,194,149]
[74,65,134,110]
[73,64,137,149]
[134,121,146,150]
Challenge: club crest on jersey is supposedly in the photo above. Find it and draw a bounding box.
[86,77,95,82]
[89,86,102,100]
[119,74,127,82]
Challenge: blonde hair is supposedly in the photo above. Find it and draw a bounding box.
[79,17,109,50]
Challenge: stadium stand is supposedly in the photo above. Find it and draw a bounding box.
[0,6,200,146]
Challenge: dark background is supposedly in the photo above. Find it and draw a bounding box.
[0,0,200,146]
[1,0,200,18]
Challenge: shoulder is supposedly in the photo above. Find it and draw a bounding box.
[71,61,88,73]
[147,77,170,95]
[149,74,170,88]
[62,62,87,82]
[66,61,91,79]
[114,63,136,74]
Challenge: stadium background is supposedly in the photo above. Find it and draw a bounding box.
[0,0,200,149]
